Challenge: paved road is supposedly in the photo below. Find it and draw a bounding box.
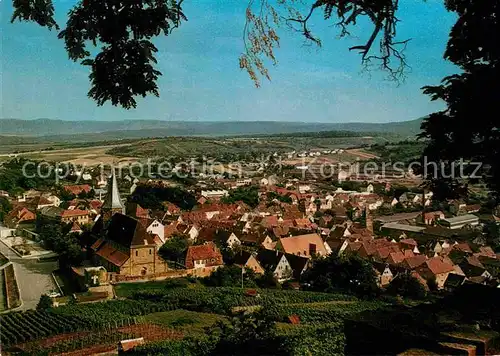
[0,240,58,310]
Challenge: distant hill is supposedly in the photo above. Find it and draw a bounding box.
[0,118,423,142]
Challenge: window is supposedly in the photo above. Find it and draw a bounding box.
[149,249,152,255]
[135,251,138,257]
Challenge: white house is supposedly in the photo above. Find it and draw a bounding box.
[146,219,165,245]
[187,225,200,240]
[273,254,293,281]
[46,195,61,207]
[298,185,311,194]
[201,190,228,199]
[226,233,241,249]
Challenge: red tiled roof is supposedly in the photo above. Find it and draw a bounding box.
[346,241,362,253]
[61,209,89,218]
[400,238,418,247]
[185,242,222,269]
[89,200,103,210]
[70,222,82,232]
[453,242,472,254]
[358,242,378,258]
[33,196,53,206]
[279,233,327,257]
[95,242,129,267]
[477,246,496,257]
[164,222,180,239]
[465,204,481,212]
[387,251,405,265]
[273,225,290,237]
[262,215,279,228]
[165,202,181,214]
[422,257,455,275]
[294,218,312,227]
[403,255,428,269]
[423,211,444,220]
[135,204,149,218]
[374,245,400,260]
[64,184,92,196]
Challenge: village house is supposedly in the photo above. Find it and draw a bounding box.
[184,242,223,277]
[256,249,293,281]
[416,257,456,289]
[4,206,36,228]
[17,189,42,202]
[225,232,241,248]
[284,253,310,280]
[400,254,428,270]
[372,262,394,287]
[261,235,276,250]
[276,233,329,258]
[30,195,59,210]
[61,209,90,225]
[163,202,181,216]
[233,250,265,274]
[38,206,64,222]
[143,219,166,245]
[70,222,83,234]
[422,211,445,225]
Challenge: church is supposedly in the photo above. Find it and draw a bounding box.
[90,170,169,280]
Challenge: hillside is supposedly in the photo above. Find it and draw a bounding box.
[0,118,423,141]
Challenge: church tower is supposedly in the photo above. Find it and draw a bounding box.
[101,168,125,222]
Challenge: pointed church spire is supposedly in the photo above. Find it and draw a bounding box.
[101,167,125,216]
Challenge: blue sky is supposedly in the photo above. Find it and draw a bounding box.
[1,0,458,123]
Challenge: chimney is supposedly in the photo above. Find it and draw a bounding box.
[365,207,373,233]
[309,243,317,256]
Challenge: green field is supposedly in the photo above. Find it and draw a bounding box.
[105,136,385,159]
[144,310,226,335]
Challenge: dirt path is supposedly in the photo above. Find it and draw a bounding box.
[346,148,379,160]
[0,143,132,157]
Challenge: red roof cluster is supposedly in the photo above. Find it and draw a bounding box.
[185,242,223,269]
[61,209,89,218]
[64,184,92,196]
